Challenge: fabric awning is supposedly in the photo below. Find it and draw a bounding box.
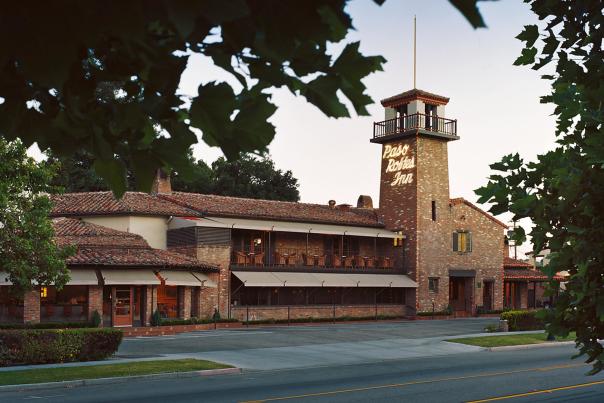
[233,271,417,288]
[272,272,323,287]
[0,272,12,286]
[157,271,203,286]
[66,269,99,285]
[169,216,401,239]
[311,273,359,287]
[192,272,217,288]
[232,271,285,287]
[101,269,161,285]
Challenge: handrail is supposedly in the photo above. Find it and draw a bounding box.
[373,112,457,139]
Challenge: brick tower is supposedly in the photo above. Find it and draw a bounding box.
[372,88,459,312]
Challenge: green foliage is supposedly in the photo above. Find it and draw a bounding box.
[476,0,604,373]
[151,310,162,327]
[0,1,386,196]
[500,310,545,331]
[158,318,238,327]
[212,308,221,321]
[210,155,300,201]
[0,328,123,366]
[0,137,74,295]
[417,310,452,317]
[48,147,300,202]
[91,311,102,328]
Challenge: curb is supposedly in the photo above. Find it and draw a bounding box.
[488,341,575,351]
[0,367,241,393]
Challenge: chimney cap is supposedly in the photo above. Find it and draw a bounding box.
[356,195,373,209]
[151,168,172,194]
[328,200,336,209]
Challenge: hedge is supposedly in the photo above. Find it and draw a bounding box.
[0,328,123,366]
[157,318,239,326]
[0,322,96,330]
[500,310,545,331]
[417,311,451,317]
[242,314,405,325]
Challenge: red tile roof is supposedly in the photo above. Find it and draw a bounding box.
[450,198,508,228]
[504,268,564,281]
[160,192,383,227]
[53,218,216,270]
[50,192,200,218]
[503,257,532,268]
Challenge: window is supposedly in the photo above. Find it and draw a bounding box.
[428,277,439,293]
[431,200,436,221]
[453,231,472,253]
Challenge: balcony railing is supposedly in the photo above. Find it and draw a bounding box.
[373,113,457,139]
[232,248,395,270]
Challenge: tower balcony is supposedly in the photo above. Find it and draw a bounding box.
[372,113,459,143]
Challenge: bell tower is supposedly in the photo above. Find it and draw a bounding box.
[372,88,459,307]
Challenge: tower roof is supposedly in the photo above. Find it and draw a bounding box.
[381,88,449,108]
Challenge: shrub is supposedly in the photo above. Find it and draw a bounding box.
[0,328,123,366]
[212,308,221,321]
[151,310,161,327]
[417,311,451,316]
[91,310,102,328]
[500,310,545,331]
[158,317,238,326]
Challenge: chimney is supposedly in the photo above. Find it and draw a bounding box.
[356,195,373,209]
[151,169,172,194]
[328,200,336,209]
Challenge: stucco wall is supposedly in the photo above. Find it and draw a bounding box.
[82,215,168,250]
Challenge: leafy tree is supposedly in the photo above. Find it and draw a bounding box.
[476,0,604,373]
[211,155,300,201]
[0,137,73,294]
[0,1,488,196]
[46,148,299,201]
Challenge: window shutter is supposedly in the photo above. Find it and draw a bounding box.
[467,232,473,252]
[452,232,458,251]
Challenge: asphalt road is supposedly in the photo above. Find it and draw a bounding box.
[2,345,602,402]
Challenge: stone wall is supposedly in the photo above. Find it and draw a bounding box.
[87,285,103,323]
[23,288,40,324]
[195,245,231,317]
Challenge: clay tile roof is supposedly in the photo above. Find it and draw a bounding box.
[50,192,200,218]
[159,192,383,227]
[503,256,532,268]
[504,267,564,281]
[450,197,508,228]
[53,218,216,270]
[381,88,450,107]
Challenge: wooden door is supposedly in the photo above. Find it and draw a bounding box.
[113,286,133,327]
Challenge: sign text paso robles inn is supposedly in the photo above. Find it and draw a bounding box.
[383,143,415,186]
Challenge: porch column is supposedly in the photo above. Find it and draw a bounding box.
[191,287,201,318]
[23,287,40,324]
[520,282,528,309]
[87,285,103,325]
[178,286,191,319]
[143,285,157,326]
[199,286,217,319]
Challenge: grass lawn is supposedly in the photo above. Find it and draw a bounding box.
[0,359,232,386]
[446,332,576,348]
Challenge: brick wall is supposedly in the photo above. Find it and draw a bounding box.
[177,286,191,319]
[87,285,103,324]
[377,135,505,314]
[195,245,230,317]
[230,304,407,321]
[23,288,40,324]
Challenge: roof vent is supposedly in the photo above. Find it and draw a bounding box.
[328,200,336,209]
[356,195,373,209]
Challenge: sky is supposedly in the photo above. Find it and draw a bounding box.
[180,0,557,256]
[28,0,556,256]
